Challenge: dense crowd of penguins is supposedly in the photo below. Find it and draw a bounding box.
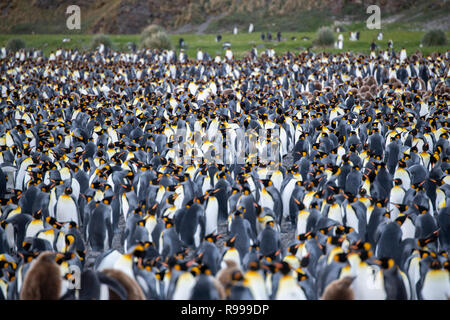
[0,46,449,300]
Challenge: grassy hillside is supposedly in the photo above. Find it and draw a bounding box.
[0,30,448,59]
[0,0,449,34]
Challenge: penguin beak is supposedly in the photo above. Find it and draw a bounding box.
[373,259,382,265]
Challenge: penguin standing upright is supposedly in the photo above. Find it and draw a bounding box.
[220,237,242,270]
[204,191,219,236]
[178,199,205,249]
[244,261,268,300]
[197,234,222,276]
[226,270,254,299]
[281,170,302,222]
[421,260,450,300]
[171,261,197,300]
[55,187,79,224]
[274,262,307,300]
[374,258,408,300]
[190,264,224,300]
[258,218,281,259]
[259,179,283,224]
[213,172,230,222]
[159,218,184,258]
[375,222,403,266]
[87,203,113,251]
[229,209,253,261]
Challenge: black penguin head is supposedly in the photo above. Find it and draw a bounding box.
[413,203,428,214]
[225,236,236,248]
[395,214,408,226]
[276,261,292,276]
[336,225,354,235]
[328,235,345,247]
[32,210,43,220]
[45,216,62,229]
[163,217,174,229]
[248,260,261,271]
[342,192,357,203]
[260,179,273,188]
[417,229,439,248]
[429,260,442,270]
[198,264,212,275]
[174,259,195,272]
[333,252,348,263]
[288,243,300,255]
[374,257,395,270]
[204,233,221,243]
[55,252,75,265]
[297,231,315,242]
[231,270,245,283]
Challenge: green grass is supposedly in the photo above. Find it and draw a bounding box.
[0,30,448,59]
[206,8,335,33]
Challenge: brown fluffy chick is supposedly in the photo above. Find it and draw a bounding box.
[216,260,241,290]
[101,268,146,300]
[20,251,62,300]
[321,276,356,300]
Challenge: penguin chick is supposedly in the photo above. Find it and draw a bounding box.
[216,259,241,289]
[20,251,62,300]
[101,268,146,300]
[321,276,356,300]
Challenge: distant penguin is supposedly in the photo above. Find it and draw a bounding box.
[258,218,281,259]
[204,191,219,236]
[230,210,253,261]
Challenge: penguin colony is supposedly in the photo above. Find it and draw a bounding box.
[0,46,449,300]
